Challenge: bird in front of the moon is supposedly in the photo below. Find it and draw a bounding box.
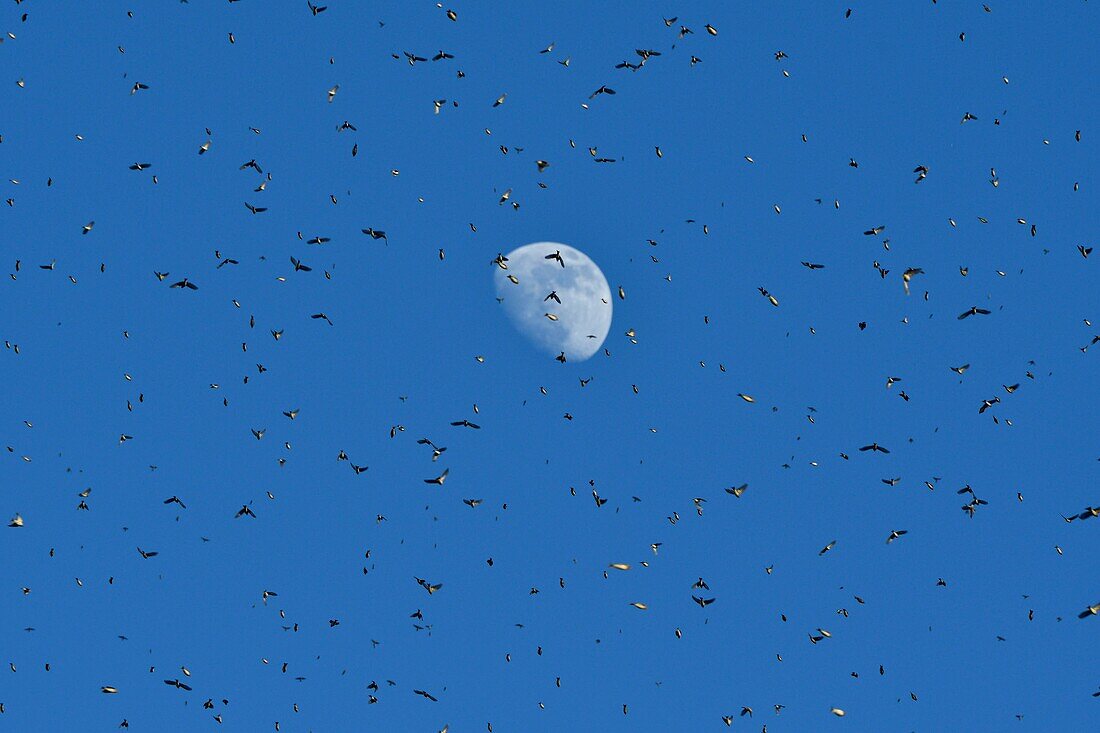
[493,242,612,361]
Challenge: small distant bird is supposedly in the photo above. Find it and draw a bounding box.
[758,287,779,307]
[1078,602,1100,619]
[450,419,480,429]
[958,306,992,320]
[424,469,449,485]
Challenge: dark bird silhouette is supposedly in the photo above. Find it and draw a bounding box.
[958,306,992,320]
[450,419,480,429]
[423,469,449,485]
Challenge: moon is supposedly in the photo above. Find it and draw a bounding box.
[494,242,612,361]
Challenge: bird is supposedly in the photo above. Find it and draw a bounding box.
[423,469,449,485]
[544,250,565,267]
[1077,602,1100,619]
[450,419,480,429]
[958,306,992,320]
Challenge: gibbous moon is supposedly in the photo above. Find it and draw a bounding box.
[494,242,612,361]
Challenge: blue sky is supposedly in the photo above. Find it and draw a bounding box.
[1,1,1098,730]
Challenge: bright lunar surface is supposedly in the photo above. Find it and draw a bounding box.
[494,242,613,361]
